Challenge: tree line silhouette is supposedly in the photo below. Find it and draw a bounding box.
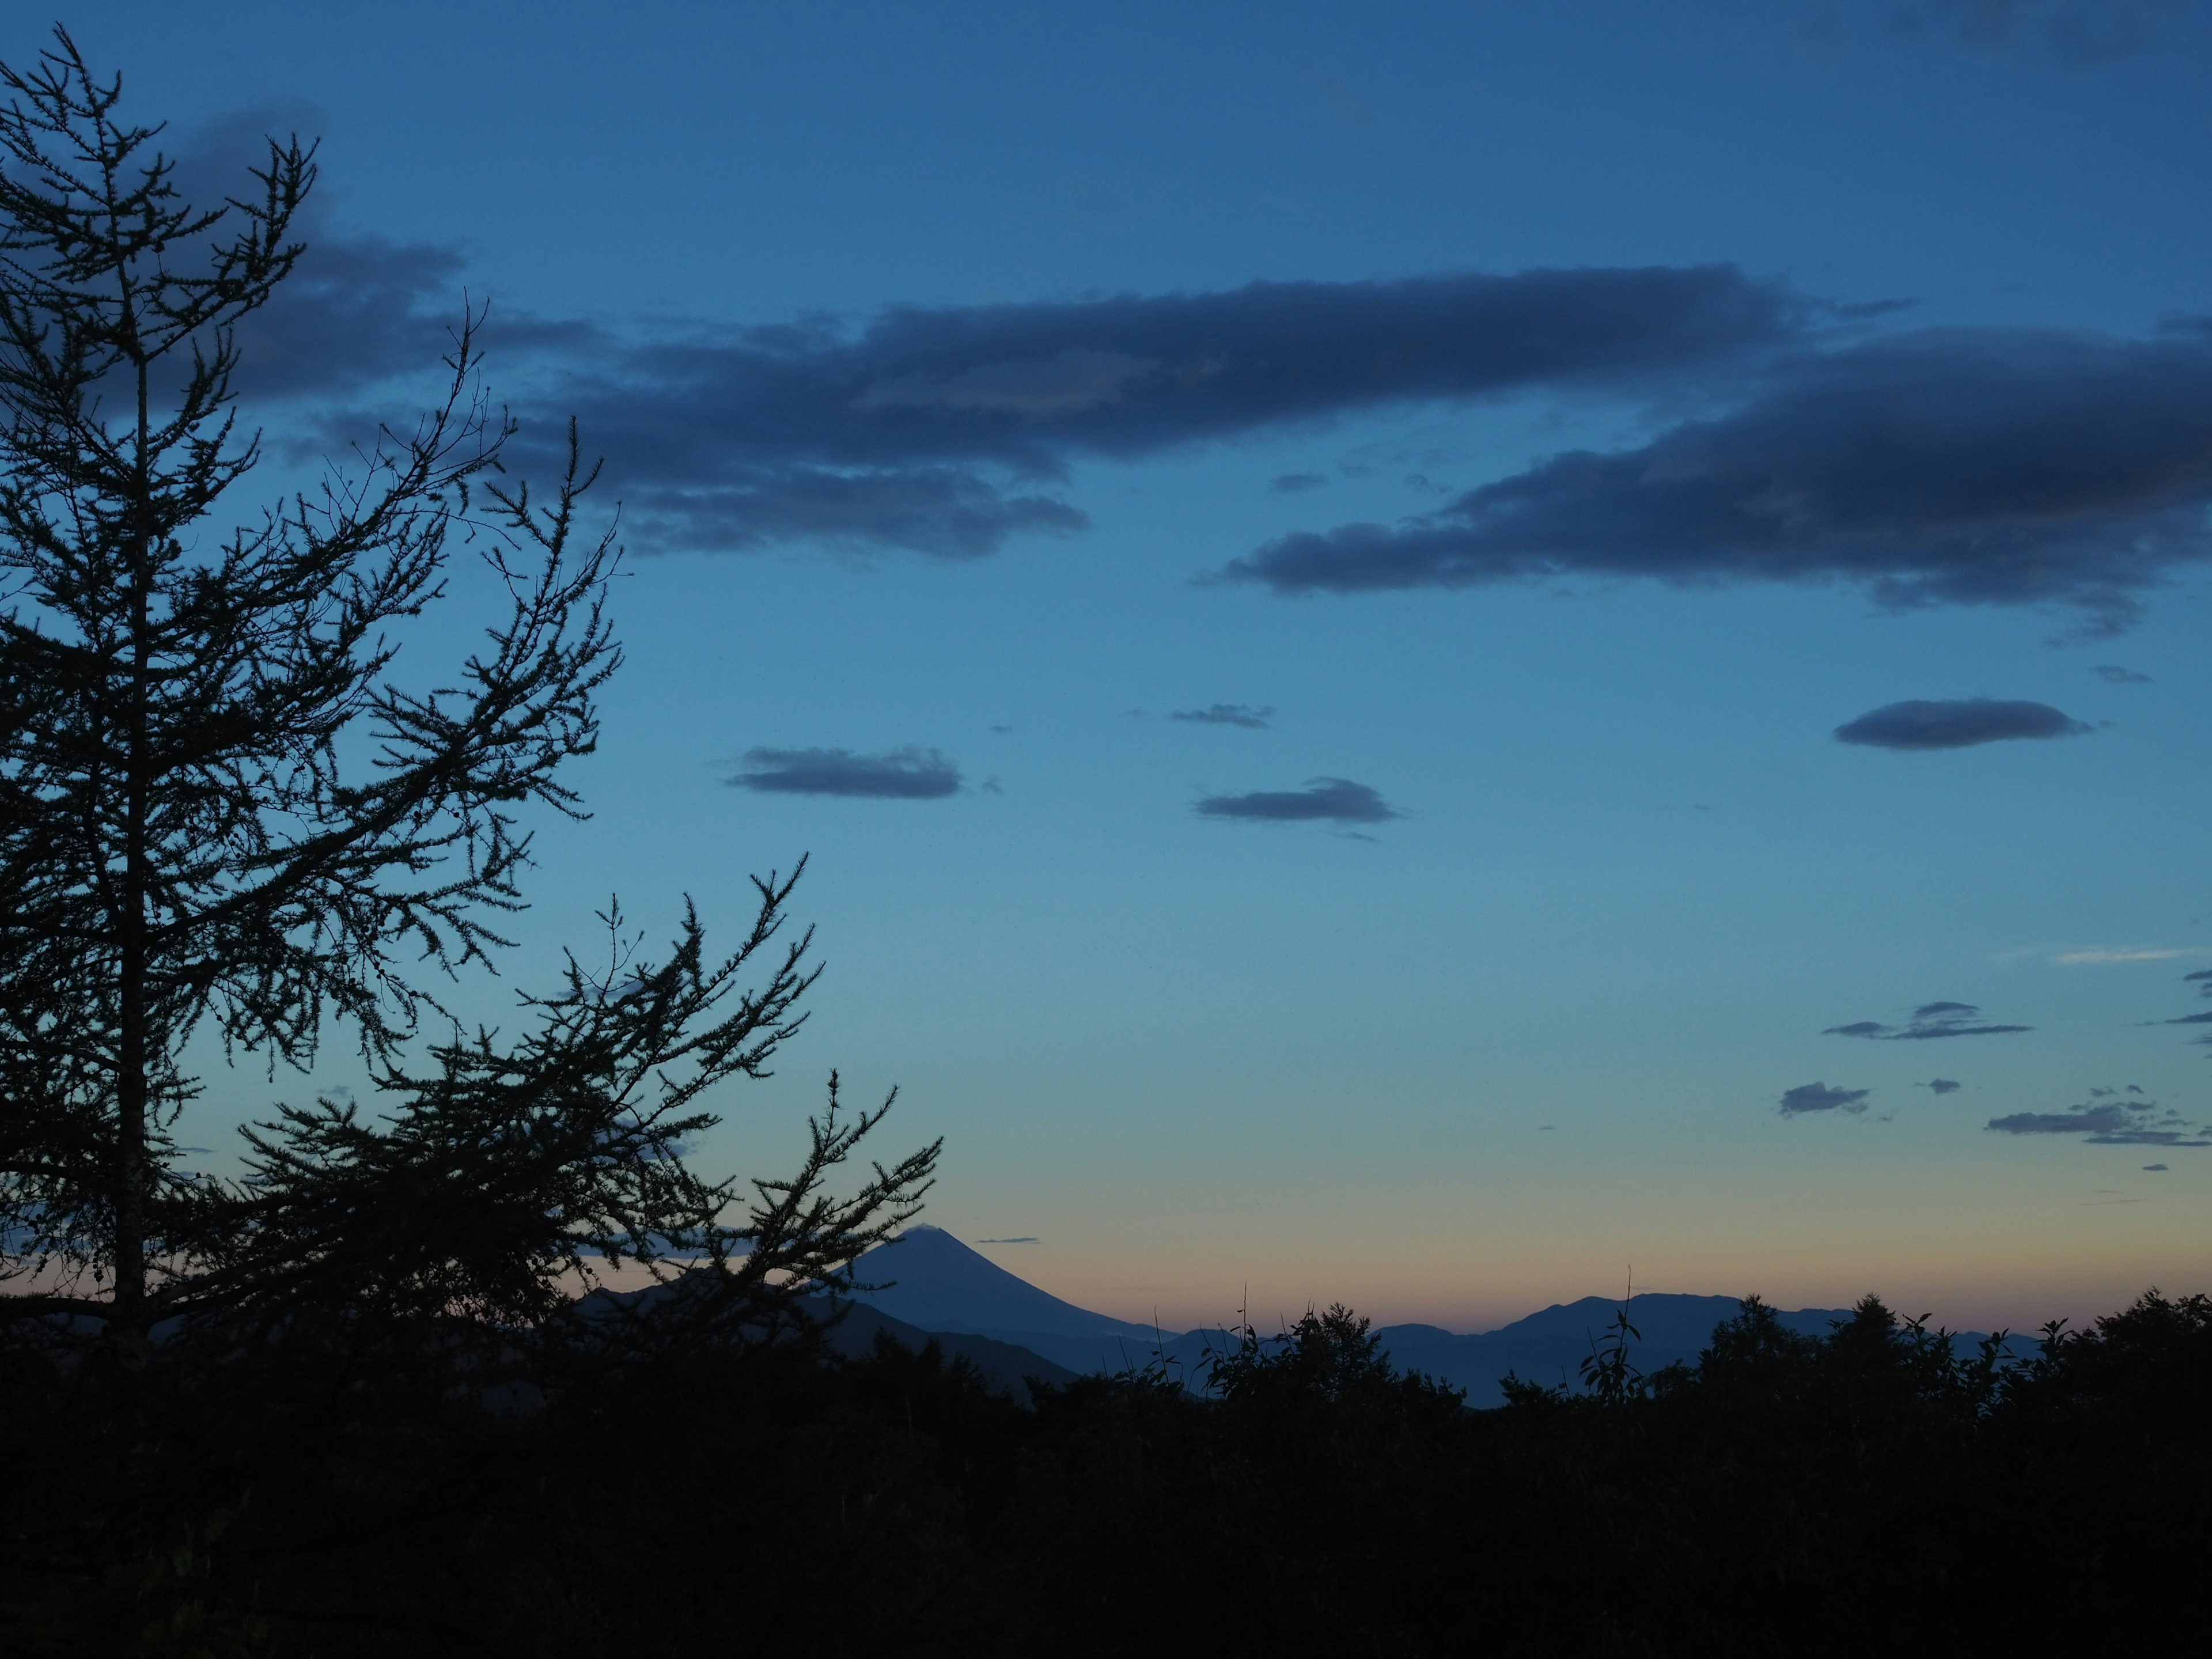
[0,29,2203,1655]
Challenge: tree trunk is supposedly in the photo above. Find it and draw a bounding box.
[113,350,153,1328]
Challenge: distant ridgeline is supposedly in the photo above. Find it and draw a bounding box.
[839,1226,1982,1406]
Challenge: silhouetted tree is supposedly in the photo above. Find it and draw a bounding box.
[0,29,935,1341]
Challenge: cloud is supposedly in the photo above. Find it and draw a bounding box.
[2093,664,2153,684]
[976,1236,1039,1244]
[534,266,1824,558]
[165,109,600,407]
[1221,329,2212,634]
[1171,703,1275,729]
[2053,947,2196,964]
[1195,777,1400,824]
[1832,699,2093,751]
[225,234,1819,558]
[1779,1081,1872,1116]
[1987,1093,2212,1145]
[1923,1078,1963,1093]
[1881,0,2206,70]
[2143,1163,2170,1171]
[1272,472,1328,494]
[1825,1002,2032,1040]
[726,745,961,798]
[2190,968,2212,988]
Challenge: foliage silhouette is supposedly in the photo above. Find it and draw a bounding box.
[0,26,622,1328]
[1,27,2207,1657]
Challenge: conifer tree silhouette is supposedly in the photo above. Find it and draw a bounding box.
[0,28,935,1340]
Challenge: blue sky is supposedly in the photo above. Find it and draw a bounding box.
[64,0,2212,1330]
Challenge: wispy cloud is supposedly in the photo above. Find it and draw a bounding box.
[2052,947,2200,965]
[1195,777,1400,824]
[1779,1081,1872,1116]
[727,745,961,798]
[1825,1001,2031,1040]
[1922,1078,1963,1094]
[1832,699,2092,751]
[976,1236,1039,1244]
[1171,703,1275,729]
[2092,664,2153,685]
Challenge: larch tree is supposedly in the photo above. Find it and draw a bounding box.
[0,29,935,1342]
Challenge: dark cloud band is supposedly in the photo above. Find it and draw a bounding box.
[231,226,1810,560]
[1171,703,1274,729]
[1833,699,2092,750]
[1195,777,1399,824]
[1824,1002,2031,1039]
[727,746,961,799]
[1220,329,2212,634]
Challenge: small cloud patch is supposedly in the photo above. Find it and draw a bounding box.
[729,745,961,798]
[1196,777,1400,824]
[1922,1078,1963,1094]
[2093,664,2153,684]
[1825,1002,2031,1040]
[2054,947,2195,965]
[1779,1082,1871,1116]
[1271,472,1327,494]
[976,1236,1039,1244]
[1172,703,1275,729]
[1834,699,2092,751]
[1987,1093,2211,1146]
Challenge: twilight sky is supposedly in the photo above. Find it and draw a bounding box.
[71,0,2212,1331]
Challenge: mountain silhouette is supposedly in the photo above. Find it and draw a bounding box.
[847,1225,1180,1375]
[842,1235,2016,1407]
[1371,1294,1853,1405]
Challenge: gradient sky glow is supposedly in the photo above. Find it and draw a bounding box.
[62,0,2212,1333]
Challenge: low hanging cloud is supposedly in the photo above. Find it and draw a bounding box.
[727,745,961,798]
[1171,703,1275,729]
[1825,1001,2032,1040]
[1987,1090,2211,1146]
[1832,698,2093,750]
[1195,777,1399,824]
[1779,1081,1872,1116]
[1220,329,2212,635]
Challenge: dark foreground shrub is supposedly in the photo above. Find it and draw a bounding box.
[3,1291,2205,1656]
